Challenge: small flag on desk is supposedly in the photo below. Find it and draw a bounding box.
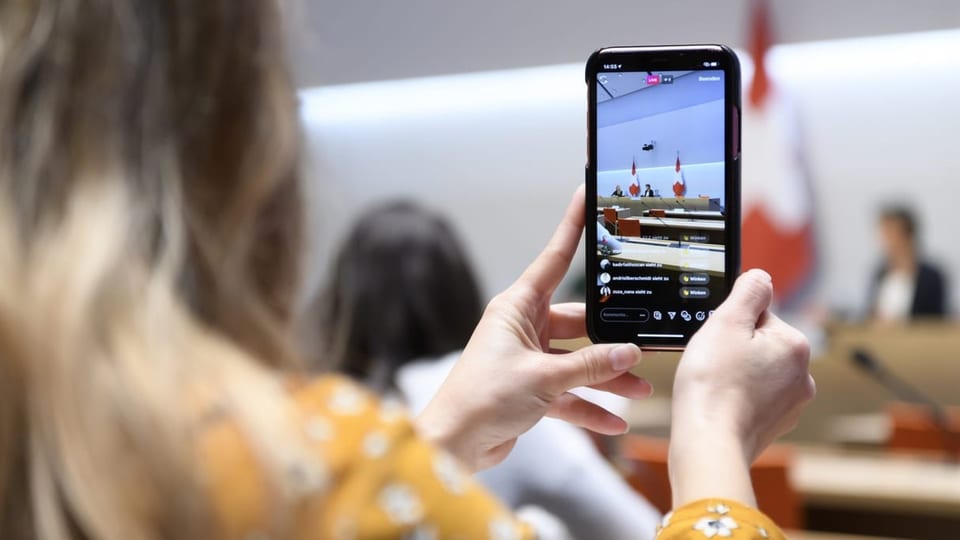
[672,152,686,197]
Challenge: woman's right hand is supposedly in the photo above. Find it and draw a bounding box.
[668,269,815,507]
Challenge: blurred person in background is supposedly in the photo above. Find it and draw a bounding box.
[0,0,813,538]
[319,202,662,540]
[869,206,949,322]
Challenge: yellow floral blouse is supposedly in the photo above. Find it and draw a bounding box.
[201,376,785,539]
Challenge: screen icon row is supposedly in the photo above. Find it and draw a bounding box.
[602,309,716,323]
[654,310,715,322]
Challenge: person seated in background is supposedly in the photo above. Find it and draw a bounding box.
[0,0,815,538]
[612,184,625,197]
[642,183,655,197]
[869,205,949,321]
[319,202,663,539]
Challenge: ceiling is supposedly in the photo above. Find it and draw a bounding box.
[289,0,960,88]
[597,71,695,103]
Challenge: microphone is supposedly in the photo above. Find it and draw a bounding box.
[850,348,957,460]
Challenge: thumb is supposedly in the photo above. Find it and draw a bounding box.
[714,269,774,328]
[546,343,642,395]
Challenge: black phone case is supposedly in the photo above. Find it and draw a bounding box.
[585,45,742,350]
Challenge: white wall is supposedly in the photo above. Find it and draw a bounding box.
[291,0,960,87]
[598,101,726,170]
[300,29,960,315]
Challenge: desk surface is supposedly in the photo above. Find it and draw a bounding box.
[610,240,724,274]
[795,322,960,442]
[792,447,960,517]
[661,210,725,219]
[552,328,960,521]
[619,216,726,230]
[562,323,960,444]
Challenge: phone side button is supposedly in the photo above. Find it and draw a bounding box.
[732,104,740,161]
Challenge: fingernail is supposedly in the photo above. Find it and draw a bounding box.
[609,344,640,371]
[749,268,772,283]
[641,379,655,398]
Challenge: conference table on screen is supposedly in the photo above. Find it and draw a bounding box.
[615,216,724,245]
[551,322,960,534]
[608,239,725,275]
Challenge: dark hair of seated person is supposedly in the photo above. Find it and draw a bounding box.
[319,202,484,390]
[879,205,917,241]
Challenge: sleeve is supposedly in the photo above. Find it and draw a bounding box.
[291,377,535,540]
[656,499,784,540]
[479,419,660,540]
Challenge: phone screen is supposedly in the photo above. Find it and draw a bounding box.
[587,47,740,348]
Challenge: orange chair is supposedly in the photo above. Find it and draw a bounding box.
[618,218,641,237]
[602,207,620,235]
[622,435,803,530]
[886,401,960,457]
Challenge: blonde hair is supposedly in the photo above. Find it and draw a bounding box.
[0,1,312,537]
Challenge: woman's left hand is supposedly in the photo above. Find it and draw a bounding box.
[416,185,652,472]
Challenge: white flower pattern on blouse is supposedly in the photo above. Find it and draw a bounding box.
[693,516,739,538]
[432,451,469,495]
[379,396,407,423]
[660,510,674,528]
[284,459,328,495]
[489,516,522,540]
[404,525,438,540]
[328,385,366,415]
[304,416,334,442]
[362,431,390,459]
[707,503,730,515]
[378,484,424,525]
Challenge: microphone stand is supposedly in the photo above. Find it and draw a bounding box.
[850,348,959,463]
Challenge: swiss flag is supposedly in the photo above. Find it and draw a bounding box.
[672,153,686,197]
[629,157,640,197]
[741,0,815,305]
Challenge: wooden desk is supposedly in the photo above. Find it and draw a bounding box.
[793,448,960,517]
[794,447,960,538]
[617,216,725,244]
[564,323,960,445]
[554,329,960,538]
[793,322,960,442]
[660,210,725,221]
[609,239,725,275]
[599,196,722,212]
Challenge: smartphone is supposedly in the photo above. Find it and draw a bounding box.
[585,45,741,350]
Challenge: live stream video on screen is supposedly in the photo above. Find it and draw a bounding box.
[595,69,726,306]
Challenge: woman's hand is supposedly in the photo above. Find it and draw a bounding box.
[669,269,816,507]
[416,186,652,472]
